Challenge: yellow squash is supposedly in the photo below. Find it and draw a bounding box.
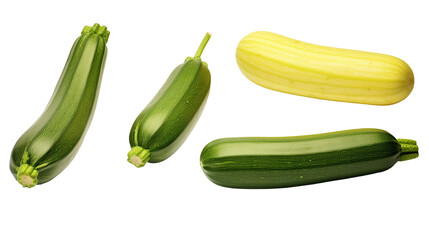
[236,31,414,105]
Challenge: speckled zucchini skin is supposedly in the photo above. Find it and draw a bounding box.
[127,33,211,167]
[10,24,109,187]
[200,129,418,189]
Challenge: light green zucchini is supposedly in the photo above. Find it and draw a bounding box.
[10,23,109,187]
[128,33,211,168]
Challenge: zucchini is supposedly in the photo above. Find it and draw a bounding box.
[10,23,109,187]
[236,31,414,105]
[128,33,211,167]
[200,129,418,189]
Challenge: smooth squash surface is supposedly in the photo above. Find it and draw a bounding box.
[236,31,414,105]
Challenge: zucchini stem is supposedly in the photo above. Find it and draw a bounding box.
[194,33,212,59]
[17,164,38,188]
[81,23,110,43]
[127,146,150,168]
[398,138,419,161]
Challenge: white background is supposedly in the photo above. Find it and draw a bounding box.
[0,0,427,239]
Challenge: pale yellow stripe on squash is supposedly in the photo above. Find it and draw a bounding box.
[236,31,414,105]
[238,61,409,105]
[237,47,411,89]
[237,56,410,105]
[246,31,412,74]
[239,34,412,82]
[240,38,412,80]
[236,53,412,104]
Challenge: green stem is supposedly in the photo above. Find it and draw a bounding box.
[194,32,212,59]
[398,138,419,161]
[398,138,416,145]
[17,164,38,188]
[81,23,110,43]
[127,146,151,168]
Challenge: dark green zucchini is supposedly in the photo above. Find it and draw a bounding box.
[200,129,419,189]
[128,33,211,167]
[10,24,109,187]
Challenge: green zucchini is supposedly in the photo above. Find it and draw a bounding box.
[10,23,109,187]
[128,33,211,167]
[200,129,419,189]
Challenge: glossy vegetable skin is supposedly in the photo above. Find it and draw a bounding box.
[128,33,211,167]
[200,129,418,189]
[236,31,414,105]
[10,24,109,187]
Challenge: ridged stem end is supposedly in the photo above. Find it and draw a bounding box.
[82,23,110,43]
[127,146,150,168]
[398,138,419,161]
[16,164,38,188]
